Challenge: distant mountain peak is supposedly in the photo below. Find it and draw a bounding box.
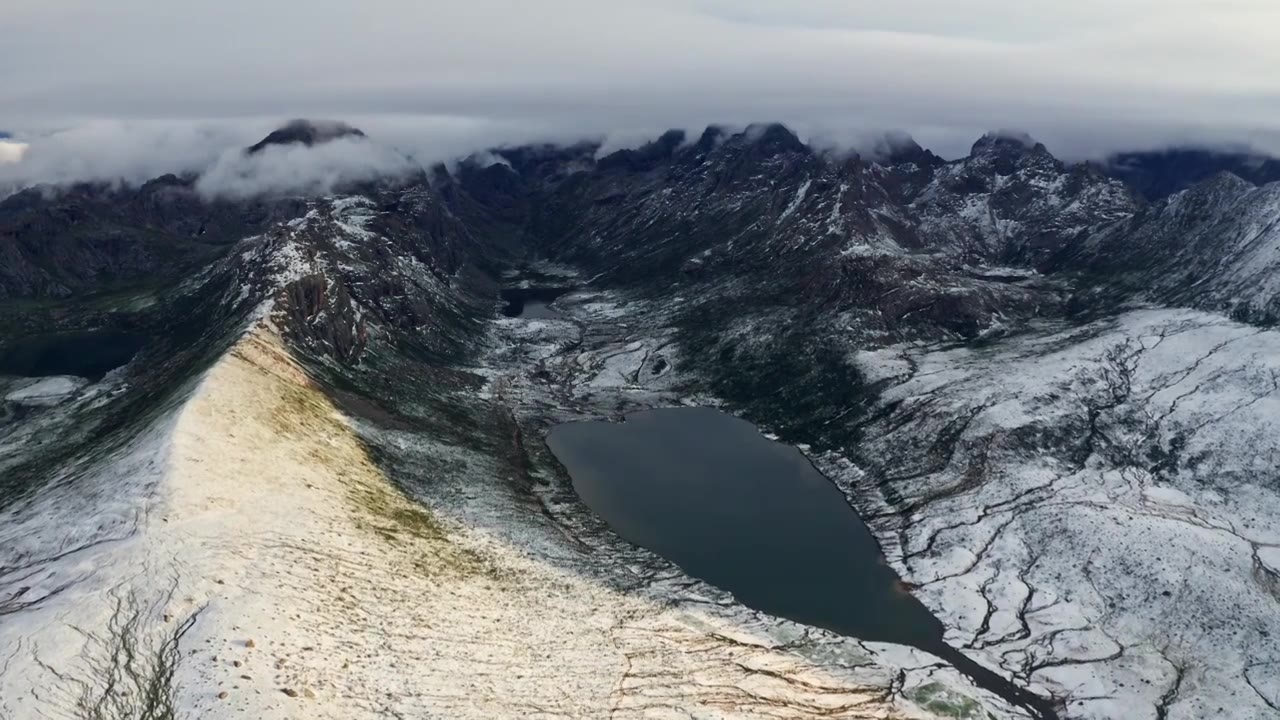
[870,132,943,167]
[971,130,1043,156]
[247,119,366,154]
[693,126,729,152]
[740,123,807,155]
[965,130,1057,176]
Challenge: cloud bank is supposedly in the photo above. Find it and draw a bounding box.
[195,135,417,200]
[2,0,1278,192]
[0,115,620,198]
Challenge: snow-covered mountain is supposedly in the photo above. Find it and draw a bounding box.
[1061,173,1280,323]
[2,122,1280,720]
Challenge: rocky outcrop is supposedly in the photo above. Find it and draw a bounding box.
[246,119,366,154]
[907,133,1139,265]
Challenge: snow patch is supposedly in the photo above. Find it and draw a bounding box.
[778,179,811,222]
[4,376,89,406]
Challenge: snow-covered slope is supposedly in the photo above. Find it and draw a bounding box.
[1066,176,1280,322]
[839,309,1280,719]
[909,134,1138,265]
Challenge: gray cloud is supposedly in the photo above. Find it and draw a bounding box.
[0,121,259,188]
[2,0,1278,192]
[194,136,417,200]
[0,116,604,197]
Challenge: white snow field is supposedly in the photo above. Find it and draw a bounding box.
[832,309,1280,719]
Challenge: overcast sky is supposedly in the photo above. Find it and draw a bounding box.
[3,0,1279,188]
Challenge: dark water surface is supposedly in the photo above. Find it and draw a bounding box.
[0,331,145,381]
[501,287,570,319]
[547,407,1058,719]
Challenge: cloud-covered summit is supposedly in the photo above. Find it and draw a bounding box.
[0,117,587,199]
[2,115,1279,203]
[4,0,1278,162]
[246,120,367,155]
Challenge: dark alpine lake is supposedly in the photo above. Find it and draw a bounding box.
[546,407,1058,719]
[0,331,145,381]
[501,287,570,319]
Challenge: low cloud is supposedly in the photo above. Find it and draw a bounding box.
[0,115,605,199]
[0,121,261,189]
[195,136,417,200]
[3,109,1278,202]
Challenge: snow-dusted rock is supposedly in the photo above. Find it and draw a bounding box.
[4,375,88,407]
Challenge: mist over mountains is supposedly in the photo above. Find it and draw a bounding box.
[3,118,1279,204]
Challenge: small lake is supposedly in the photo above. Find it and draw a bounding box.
[0,331,145,381]
[547,407,1057,719]
[501,287,570,319]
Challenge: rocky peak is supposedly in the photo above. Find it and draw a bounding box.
[1160,170,1256,220]
[738,123,808,157]
[596,130,687,172]
[900,131,1137,264]
[692,126,729,154]
[139,173,194,191]
[491,142,598,182]
[971,129,1038,153]
[246,119,366,155]
[872,132,945,169]
[968,130,1057,175]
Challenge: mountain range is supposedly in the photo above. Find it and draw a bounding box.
[1,120,1279,720]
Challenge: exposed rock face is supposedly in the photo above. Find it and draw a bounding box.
[908,133,1139,266]
[280,273,368,363]
[0,177,301,299]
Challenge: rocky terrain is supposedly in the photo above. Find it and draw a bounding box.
[1,122,1279,719]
